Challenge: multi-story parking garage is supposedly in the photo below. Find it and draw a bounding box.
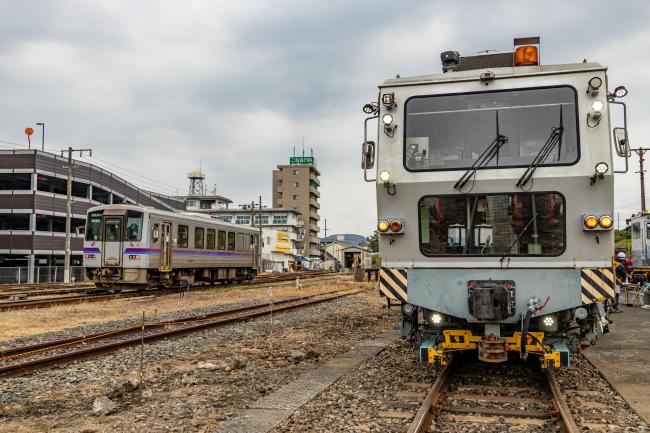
[0,149,183,283]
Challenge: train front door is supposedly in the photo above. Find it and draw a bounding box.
[160,222,172,272]
[102,217,123,267]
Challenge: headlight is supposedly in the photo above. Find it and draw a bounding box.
[599,215,613,229]
[378,170,391,183]
[574,307,588,320]
[377,220,389,233]
[595,162,609,175]
[588,76,602,90]
[584,215,599,229]
[539,314,558,332]
[401,303,415,316]
[381,114,394,125]
[591,100,604,112]
[431,313,443,324]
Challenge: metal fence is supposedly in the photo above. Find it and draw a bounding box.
[0,266,84,284]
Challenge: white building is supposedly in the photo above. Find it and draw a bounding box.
[211,207,303,271]
[324,238,373,271]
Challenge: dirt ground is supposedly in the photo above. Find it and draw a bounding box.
[0,276,355,341]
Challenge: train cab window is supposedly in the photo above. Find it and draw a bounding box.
[405,87,578,171]
[178,225,189,248]
[126,210,143,242]
[218,230,226,250]
[195,227,204,249]
[85,211,103,241]
[227,232,236,250]
[418,192,565,256]
[207,229,216,249]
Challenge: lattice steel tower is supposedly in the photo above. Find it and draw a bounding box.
[187,169,205,196]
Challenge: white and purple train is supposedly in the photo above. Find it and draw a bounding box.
[82,204,258,290]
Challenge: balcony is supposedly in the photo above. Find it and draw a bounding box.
[309,187,320,198]
[310,211,320,221]
[309,198,320,209]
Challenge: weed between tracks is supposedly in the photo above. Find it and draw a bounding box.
[0,277,361,341]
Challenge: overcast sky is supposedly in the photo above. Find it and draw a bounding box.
[1,0,649,235]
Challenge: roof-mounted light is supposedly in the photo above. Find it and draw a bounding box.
[514,45,539,66]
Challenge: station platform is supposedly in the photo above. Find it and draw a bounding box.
[582,306,650,423]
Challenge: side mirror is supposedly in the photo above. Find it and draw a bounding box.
[361,141,376,169]
[75,226,85,237]
[613,127,630,157]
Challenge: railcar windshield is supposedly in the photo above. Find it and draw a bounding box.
[126,210,143,242]
[418,192,565,256]
[405,87,578,171]
[85,211,103,241]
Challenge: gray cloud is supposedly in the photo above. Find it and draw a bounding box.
[0,0,649,235]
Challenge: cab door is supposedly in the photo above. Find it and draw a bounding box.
[102,217,123,267]
[160,222,172,272]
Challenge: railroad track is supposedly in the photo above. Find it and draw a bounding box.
[0,270,338,311]
[406,358,580,433]
[0,286,366,377]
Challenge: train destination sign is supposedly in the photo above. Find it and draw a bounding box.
[289,156,314,165]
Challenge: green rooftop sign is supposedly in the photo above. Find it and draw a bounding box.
[290,156,314,165]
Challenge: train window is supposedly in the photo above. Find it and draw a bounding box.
[207,229,216,249]
[218,230,226,250]
[178,225,189,248]
[126,210,143,242]
[152,224,160,243]
[418,192,565,256]
[405,86,579,172]
[195,227,205,249]
[85,211,103,241]
[227,232,236,250]
[236,233,244,251]
[632,222,641,239]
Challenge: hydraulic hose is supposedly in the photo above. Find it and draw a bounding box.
[521,311,532,355]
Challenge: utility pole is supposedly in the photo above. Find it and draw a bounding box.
[258,195,263,269]
[632,147,650,214]
[61,147,92,283]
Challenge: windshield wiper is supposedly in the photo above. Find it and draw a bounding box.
[516,105,564,190]
[454,111,508,191]
[499,212,538,266]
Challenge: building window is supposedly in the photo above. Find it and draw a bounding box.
[273,215,288,224]
[227,232,236,250]
[293,169,300,175]
[254,215,269,225]
[293,182,299,188]
[293,195,299,200]
[207,229,216,249]
[194,227,204,249]
[178,225,189,248]
[186,200,199,209]
[92,186,110,204]
[0,214,30,230]
[219,216,233,222]
[235,215,251,224]
[200,201,212,209]
[0,173,31,190]
[218,230,226,249]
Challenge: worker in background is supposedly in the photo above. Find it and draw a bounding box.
[613,252,628,312]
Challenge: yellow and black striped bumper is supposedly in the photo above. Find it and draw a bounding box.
[378,268,407,302]
[581,268,615,304]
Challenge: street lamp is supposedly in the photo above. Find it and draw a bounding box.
[36,122,45,151]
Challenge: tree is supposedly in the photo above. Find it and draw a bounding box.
[367,233,378,253]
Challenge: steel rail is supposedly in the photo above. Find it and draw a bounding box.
[0,271,337,311]
[407,361,453,433]
[0,287,354,360]
[0,288,366,377]
[546,370,580,433]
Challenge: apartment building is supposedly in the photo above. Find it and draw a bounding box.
[272,157,320,257]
